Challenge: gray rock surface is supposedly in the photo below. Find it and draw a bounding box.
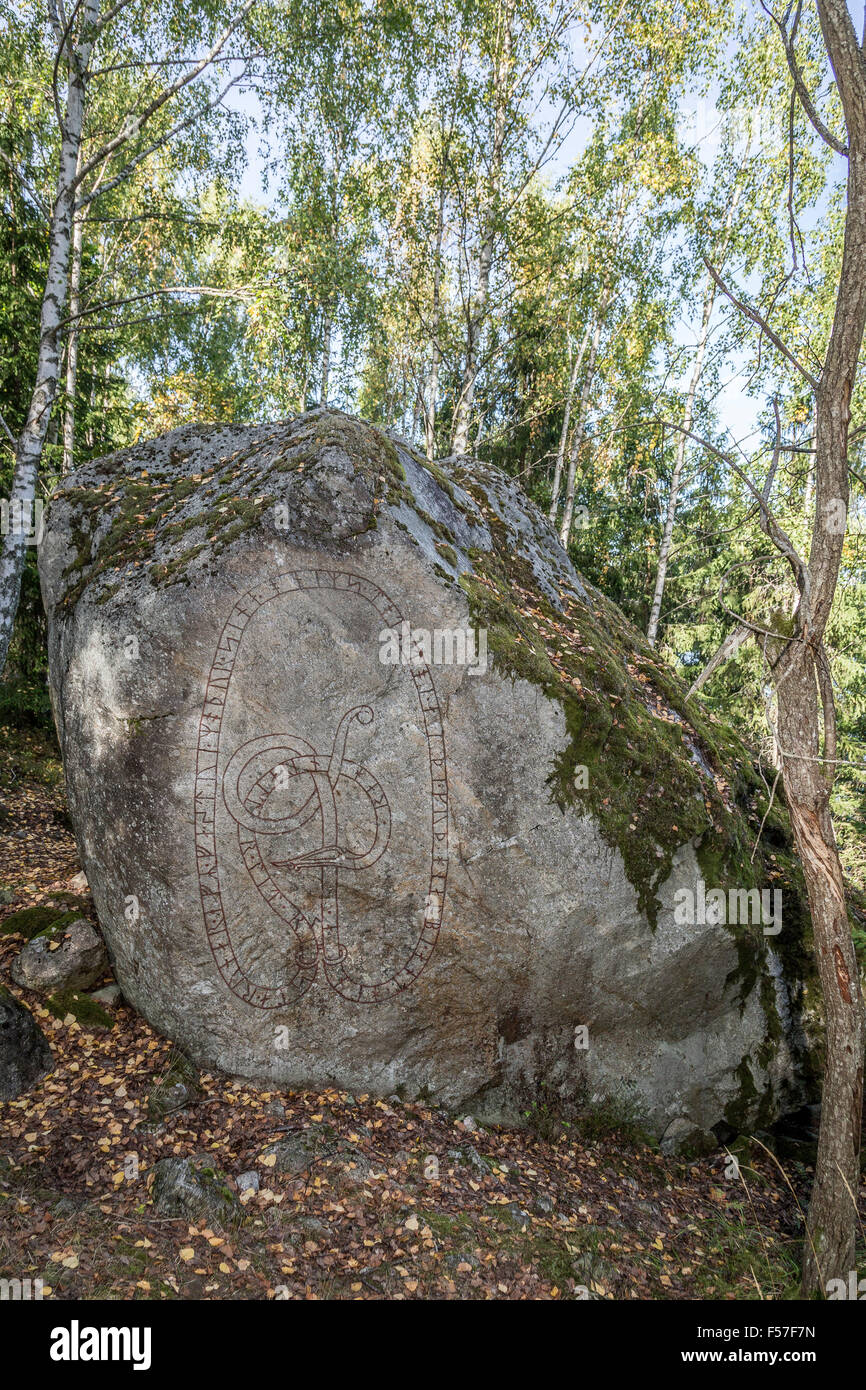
[150,1155,239,1225]
[11,917,107,993]
[39,409,809,1135]
[90,982,122,1007]
[659,1116,719,1158]
[0,987,53,1099]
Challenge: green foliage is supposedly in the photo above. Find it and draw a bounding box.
[2,0,864,901]
[45,989,115,1029]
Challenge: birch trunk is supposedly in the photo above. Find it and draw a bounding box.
[320,311,332,406]
[426,174,448,461]
[62,206,85,476]
[451,1,513,455]
[558,307,605,546]
[646,270,714,645]
[0,0,98,676]
[647,181,743,645]
[549,318,592,524]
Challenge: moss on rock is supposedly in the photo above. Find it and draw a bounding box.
[45,990,114,1029]
[1,906,81,939]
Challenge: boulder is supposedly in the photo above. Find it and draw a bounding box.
[261,1130,325,1177]
[659,1116,718,1158]
[0,986,53,1099]
[11,917,107,993]
[150,1156,239,1225]
[38,409,810,1136]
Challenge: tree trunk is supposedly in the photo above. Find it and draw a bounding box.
[646,268,714,645]
[320,310,332,406]
[451,0,513,455]
[62,205,85,475]
[0,2,97,676]
[648,179,744,645]
[558,307,605,546]
[778,642,864,1293]
[797,0,866,1292]
[426,172,447,461]
[549,318,592,524]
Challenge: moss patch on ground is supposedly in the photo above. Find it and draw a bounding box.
[45,989,114,1029]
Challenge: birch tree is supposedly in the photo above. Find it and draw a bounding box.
[0,0,253,676]
[449,0,591,455]
[646,178,743,645]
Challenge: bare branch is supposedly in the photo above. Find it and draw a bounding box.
[657,417,811,614]
[686,622,752,699]
[0,147,51,219]
[62,283,258,327]
[92,0,142,38]
[76,65,247,211]
[703,258,820,391]
[0,410,17,447]
[762,0,848,154]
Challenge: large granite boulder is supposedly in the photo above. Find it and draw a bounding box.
[38,410,810,1135]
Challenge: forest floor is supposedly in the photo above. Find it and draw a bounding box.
[0,725,861,1302]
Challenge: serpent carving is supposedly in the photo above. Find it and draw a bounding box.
[194,569,448,1008]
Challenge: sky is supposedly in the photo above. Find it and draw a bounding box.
[221,26,826,456]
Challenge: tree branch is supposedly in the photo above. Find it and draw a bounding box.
[75,65,247,211]
[73,0,254,190]
[703,257,820,391]
[762,0,848,155]
[686,622,752,699]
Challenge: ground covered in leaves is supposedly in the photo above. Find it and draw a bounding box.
[0,726,859,1301]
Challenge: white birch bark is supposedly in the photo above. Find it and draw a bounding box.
[647,183,743,645]
[0,0,252,675]
[62,204,85,476]
[320,310,332,406]
[558,304,605,546]
[645,270,714,646]
[450,0,513,455]
[548,318,592,524]
[0,0,99,675]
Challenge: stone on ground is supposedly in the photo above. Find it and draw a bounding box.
[0,986,53,1099]
[11,917,107,993]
